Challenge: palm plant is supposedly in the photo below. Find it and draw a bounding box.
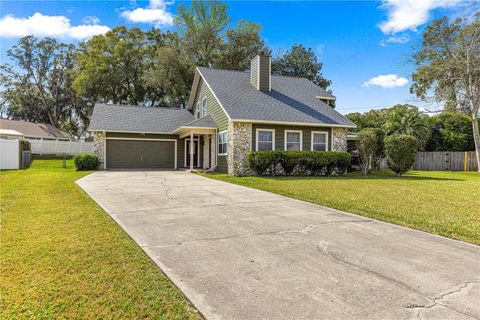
[382,105,430,149]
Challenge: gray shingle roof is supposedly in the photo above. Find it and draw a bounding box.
[89,104,194,133]
[0,119,71,139]
[197,67,355,127]
[182,115,217,128]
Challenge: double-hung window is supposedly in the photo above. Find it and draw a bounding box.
[218,131,228,155]
[196,97,207,118]
[256,129,275,151]
[196,101,201,119]
[311,131,328,151]
[202,97,207,117]
[285,130,302,151]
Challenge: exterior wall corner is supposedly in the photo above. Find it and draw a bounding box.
[332,127,348,152]
[227,122,252,176]
[93,131,106,168]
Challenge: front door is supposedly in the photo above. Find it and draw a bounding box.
[186,140,198,167]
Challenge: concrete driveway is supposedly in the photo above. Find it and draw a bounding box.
[77,171,480,320]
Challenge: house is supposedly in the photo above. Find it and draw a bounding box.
[89,52,355,175]
[0,119,71,141]
[0,129,24,140]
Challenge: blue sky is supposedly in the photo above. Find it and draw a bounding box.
[0,0,473,114]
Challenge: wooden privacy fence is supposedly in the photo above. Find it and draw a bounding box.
[413,151,478,171]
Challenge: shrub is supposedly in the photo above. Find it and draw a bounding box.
[357,128,385,175]
[74,153,101,171]
[384,134,418,177]
[247,151,351,176]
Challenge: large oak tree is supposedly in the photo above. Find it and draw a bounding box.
[411,14,480,171]
[0,36,87,136]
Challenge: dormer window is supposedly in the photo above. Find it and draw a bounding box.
[316,95,336,107]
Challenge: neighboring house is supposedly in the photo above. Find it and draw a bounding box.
[0,119,71,141]
[0,129,25,140]
[0,119,94,155]
[89,53,355,175]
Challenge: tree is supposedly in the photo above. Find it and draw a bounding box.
[215,20,267,71]
[146,33,195,108]
[175,0,230,67]
[411,15,480,171]
[73,26,164,106]
[0,36,88,136]
[272,44,332,90]
[384,134,418,177]
[426,113,478,151]
[357,128,385,175]
[382,105,430,150]
[346,109,387,132]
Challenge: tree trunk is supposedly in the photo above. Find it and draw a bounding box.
[471,112,480,172]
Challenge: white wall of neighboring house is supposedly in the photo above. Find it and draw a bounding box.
[0,139,20,170]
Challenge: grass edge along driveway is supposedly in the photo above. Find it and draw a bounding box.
[0,159,201,319]
[198,170,480,245]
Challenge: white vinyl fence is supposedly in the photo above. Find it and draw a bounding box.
[29,139,94,155]
[1,139,20,170]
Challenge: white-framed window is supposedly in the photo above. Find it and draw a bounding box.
[202,97,207,117]
[311,131,328,151]
[218,131,228,155]
[196,97,208,119]
[284,130,302,151]
[196,101,201,119]
[256,129,275,151]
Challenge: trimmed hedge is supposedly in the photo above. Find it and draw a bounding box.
[247,151,351,176]
[384,134,418,177]
[74,153,101,171]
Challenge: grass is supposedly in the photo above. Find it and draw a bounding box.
[0,159,201,319]
[198,170,480,245]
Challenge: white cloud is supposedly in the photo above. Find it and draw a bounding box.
[0,13,110,40]
[82,16,100,25]
[121,0,174,27]
[379,0,461,34]
[380,34,410,46]
[362,74,409,88]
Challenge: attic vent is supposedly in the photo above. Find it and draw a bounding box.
[250,52,271,91]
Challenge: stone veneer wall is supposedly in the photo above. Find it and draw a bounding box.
[93,131,106,168]
[227,122,252,176]
[332,128,348,152]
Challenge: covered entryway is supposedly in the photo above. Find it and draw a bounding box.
[106,139,177,169]
[185,138,199,168]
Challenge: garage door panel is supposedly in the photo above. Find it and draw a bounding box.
[106,140,175,169]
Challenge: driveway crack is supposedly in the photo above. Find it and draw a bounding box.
[408,281,480,320]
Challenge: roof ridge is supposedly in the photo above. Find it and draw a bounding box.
[198,66,249,74]
[95,103,188,111]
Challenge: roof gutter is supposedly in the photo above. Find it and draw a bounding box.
[232,119,356,128]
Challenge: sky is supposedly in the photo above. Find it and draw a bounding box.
[1,0,477,114]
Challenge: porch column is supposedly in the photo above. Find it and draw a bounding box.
[203,134,209,169]
[190,132,194,171]
[210,134,216,168]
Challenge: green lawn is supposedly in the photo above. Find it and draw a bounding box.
[198,170,480,245]
[0,160,201,319]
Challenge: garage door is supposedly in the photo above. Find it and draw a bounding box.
[106,139,175,169]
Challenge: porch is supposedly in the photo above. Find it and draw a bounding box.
[177,128,217,172]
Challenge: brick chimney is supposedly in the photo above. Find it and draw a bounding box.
[250,51,271,91]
